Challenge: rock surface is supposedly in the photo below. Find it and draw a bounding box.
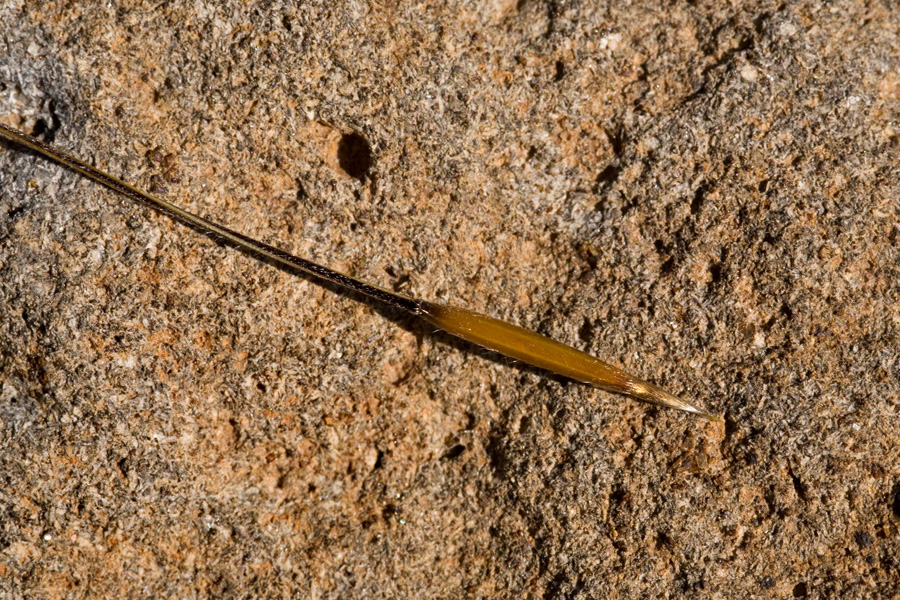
[1,1,898,597]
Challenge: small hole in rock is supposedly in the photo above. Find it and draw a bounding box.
[781,303,793,320]
[443,444,466,460]
[691,185,706,215]
[32,119,50,137]
[660,257,675,274]
[518,415,531,433]
[596,164,620,185]
[792,582,808,597]
[709,261,724,284]
[655,531,672,550]
[578,317,594,343]
[337,132,373,181]
[554,60,565,81]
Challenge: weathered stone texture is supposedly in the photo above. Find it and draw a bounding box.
[1,1,898,598]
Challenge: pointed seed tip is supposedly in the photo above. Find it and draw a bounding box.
[699,411,724,423]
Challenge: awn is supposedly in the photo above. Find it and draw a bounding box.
[0,121,719,420]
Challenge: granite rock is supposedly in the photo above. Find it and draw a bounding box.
[1,1,898,598]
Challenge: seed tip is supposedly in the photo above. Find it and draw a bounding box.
[632,380,720,421]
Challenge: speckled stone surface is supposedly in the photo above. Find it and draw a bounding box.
[1,1,898,598]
